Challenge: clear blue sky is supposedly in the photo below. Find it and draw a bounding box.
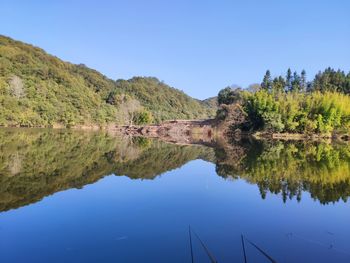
[1,0,349,99]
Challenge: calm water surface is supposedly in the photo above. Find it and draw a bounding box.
[0,128,350,262]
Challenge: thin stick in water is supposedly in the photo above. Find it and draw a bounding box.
[189,225,194,263]
[191,228,218,263]
[244,236,277,263]
[241,234,248,263]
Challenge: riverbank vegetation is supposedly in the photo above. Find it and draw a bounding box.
[217,68,350,136]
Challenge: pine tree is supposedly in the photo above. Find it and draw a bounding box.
[286,68,292,92]
[291,71,301,92]
[301,69,306,92]
[345,72,350,94]
[272,76,286,93]
[311,68,348,93]
[261,70,272,91]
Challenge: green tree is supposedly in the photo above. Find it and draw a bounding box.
[286,68,292,92]
[291,71,301,92]
[217,87,242,105]
[311,68,349,94]
[133,110,153,125]
[301,69,307,92]
[247,83,261,93]
[261,70,272,91]
[272,76,286,93]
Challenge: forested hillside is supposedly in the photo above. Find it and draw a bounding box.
[201,96,218,109]
[111,77,215,122]
[0,35,215,127]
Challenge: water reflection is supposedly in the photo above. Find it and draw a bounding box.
[1,128,350,212]
[0,128,214,211]
[215,139,350,204]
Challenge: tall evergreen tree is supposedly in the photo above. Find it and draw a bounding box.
[301,69,306,92]
[261,70,272,91]
[345,72,350,94]
[272,76,286,93]
[311,67,348,93]
[286,68,292,92]
[291,71,301,92]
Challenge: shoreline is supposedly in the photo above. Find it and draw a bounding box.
[1,121,349,142]
[252,131,350,142]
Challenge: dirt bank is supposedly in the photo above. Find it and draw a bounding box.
[110,119,219,145]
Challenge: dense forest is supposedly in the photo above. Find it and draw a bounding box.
[217,68,350,135]
[0,35,215,127]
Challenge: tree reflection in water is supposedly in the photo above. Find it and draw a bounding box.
[216,138,350,204]
[1,128,350,212]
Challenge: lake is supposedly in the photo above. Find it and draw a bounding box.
[0,128,350,262]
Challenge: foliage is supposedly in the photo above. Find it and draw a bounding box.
[261,70,272,91]
[312,67,350,94]
[243,90,350,134]
[114,77,215,123]
[217,67,350,134]
[0,35,215,127]
[217,86,243,105]
[133,110,153,125]
[246,83,261,93]
[0,36,120,127]
[201,96,218,108]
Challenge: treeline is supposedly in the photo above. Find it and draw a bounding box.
[218,68,350,135]
[260,68,350,94]
[0,35,215,128]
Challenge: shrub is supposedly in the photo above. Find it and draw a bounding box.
[133,110,153,125]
